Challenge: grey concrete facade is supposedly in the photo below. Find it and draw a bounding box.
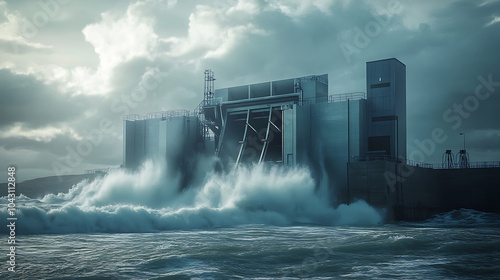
[349,160,500,221]
[366,58,406,159]
[123,112,199,171]
[310,99,366,204]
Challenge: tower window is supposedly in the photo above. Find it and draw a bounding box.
[370,82,391,88]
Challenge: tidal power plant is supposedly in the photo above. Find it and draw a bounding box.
[122,58,500,221]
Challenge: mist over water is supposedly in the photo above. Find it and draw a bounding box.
[1,158,383,234]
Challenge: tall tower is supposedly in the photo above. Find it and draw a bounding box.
[365,58,406,159]
[201,69,215,141]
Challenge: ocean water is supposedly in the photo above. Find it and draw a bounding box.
[2,219,500,279]
[1,161,500,279]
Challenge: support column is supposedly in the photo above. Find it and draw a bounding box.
[259,108,273,163]
[235,109,250,166]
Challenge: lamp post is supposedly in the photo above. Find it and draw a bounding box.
[459,133,465,151]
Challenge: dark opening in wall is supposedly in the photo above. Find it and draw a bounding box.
[370,82,391,89]
[220,112,248,161]
[265,108,283,163]
[368,136,390,155]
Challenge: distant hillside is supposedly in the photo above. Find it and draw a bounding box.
[0,174,101,199]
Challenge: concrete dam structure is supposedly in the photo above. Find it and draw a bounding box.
[122,58,500,220]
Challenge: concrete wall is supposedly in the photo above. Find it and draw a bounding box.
[402,166,500,220]
[296,104,311,164]
[282,104,312,166]
[283,106,296,166]
[164,116,199,163]
[134,120,146,167]
[299,76,328,104]
[145,118,160,157]
[349,161,397,214]
[123,116,199,171]
[309,99,366,204]
[349,160,500,221]
[124,120,136,168]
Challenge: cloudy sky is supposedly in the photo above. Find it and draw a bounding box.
[1,0,499,182]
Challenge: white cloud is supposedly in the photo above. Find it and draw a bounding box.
[167,0,178,8]
[138,66,168,89]
[265,0,339,17]
[0,123,81,143]
[1,0,163,96]
[69,1,160,95]
[485,16,500,27]
[0,1,52,52]
[162,2,267,59]
[227,0,261,15]
[82,5,158,71]
[480,0,500,7]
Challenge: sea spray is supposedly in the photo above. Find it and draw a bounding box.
[0,159,383,234]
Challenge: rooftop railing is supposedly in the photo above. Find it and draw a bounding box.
[329,92,367,103]
[299,75,329,85]
[123,110,195,121]
[430,161,500,169]
[352,155,500,170]
[122,114,146,121]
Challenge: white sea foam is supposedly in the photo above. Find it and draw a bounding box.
[1,158,383,234]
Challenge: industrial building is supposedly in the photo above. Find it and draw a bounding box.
[201,58,406,167]
[123,58,407,202]
[122,58,500,220]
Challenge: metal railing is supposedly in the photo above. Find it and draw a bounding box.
[352,155,402,163]
[203,97,222,107]
[123,110,195,121]
[149,110,193,119]
[299,75,328,85]
[405,160,434,169]
[123,114,146,121]
[431,161,500,169]
[329,92,366,103]
[352,155,500,170]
